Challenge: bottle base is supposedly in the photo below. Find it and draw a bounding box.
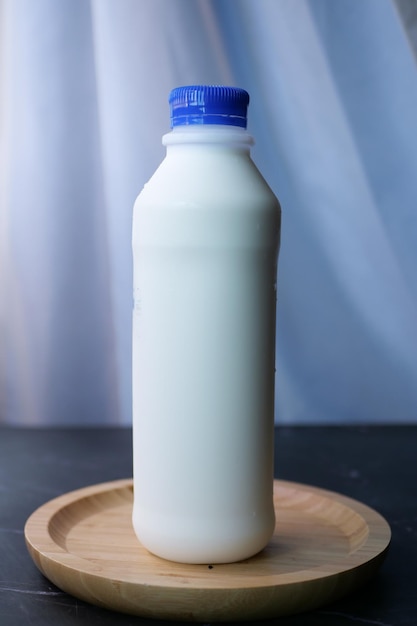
[132,510,275,565]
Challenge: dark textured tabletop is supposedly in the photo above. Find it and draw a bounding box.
[0,425,415,625]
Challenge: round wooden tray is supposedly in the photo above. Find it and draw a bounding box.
[24,479,390,621]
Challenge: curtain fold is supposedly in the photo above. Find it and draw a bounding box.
[1,0,416,424]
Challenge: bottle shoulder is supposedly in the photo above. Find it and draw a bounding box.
[136,149,280,211]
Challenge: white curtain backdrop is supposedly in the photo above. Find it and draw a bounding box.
[1,0,416,425]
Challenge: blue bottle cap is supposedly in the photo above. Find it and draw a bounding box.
[169,85,249,128]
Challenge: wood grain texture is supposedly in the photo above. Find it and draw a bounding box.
[24,479,391,621]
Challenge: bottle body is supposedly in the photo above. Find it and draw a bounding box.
[132,126,281,563]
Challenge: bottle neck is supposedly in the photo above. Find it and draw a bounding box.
[162,124,254,149]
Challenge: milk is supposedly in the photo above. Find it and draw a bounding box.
[132,87,281,563]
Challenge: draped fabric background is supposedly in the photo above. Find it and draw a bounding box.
[1,0,416,425]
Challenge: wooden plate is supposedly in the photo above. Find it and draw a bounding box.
[24,479,390,621]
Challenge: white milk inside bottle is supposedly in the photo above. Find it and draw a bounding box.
[132,85,281,563]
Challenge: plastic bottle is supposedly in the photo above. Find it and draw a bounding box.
[132,85,281,564]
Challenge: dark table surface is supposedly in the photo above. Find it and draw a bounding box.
[0,425,415,625]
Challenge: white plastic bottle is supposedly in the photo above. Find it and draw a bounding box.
[132,85,281,564]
